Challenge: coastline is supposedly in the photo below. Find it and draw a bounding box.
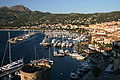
[0,29,42,31]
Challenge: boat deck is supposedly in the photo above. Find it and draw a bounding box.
[0,65,23,77]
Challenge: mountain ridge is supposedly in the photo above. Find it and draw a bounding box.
[0,5,31,12]
[0,5,120,27]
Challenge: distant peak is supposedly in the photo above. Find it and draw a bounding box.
[17,5,24,7]
[8,5,31,12]
[0,6,8,9]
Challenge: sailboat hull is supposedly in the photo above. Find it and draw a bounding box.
[0,59,24,72]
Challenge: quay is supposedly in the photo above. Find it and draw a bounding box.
[8,32,39,43]
[20,59,52,80]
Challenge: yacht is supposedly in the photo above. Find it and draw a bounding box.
[58,49,64,54]
[64,50,70,54]
[69,43,73,47]
[53,49,65,57]
[76,55,85,60]
[40,36,51,47]
[0,32,24,72]
[70,72,79,80]
[31,46,53,65]
[65,41,69,47]
[17,38,24,41]
[54,53,65,57]
[30,58,53,66]
[77,66,90,72]
[57,42,61,47]
[53,43,57,47]
[53,47,58,56]
[51,39,56,44]
[61,42,66,48]
[0,59,23,72]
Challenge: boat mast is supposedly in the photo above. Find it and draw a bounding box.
[34,45,37,60]
[54,47,55,52]
[8,32,12,63]
[48,46,50,60]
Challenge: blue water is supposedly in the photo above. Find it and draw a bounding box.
[0,31,82,80]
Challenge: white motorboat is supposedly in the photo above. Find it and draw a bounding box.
[70,72,79,79]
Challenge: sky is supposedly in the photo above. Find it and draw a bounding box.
[0,0,120,14]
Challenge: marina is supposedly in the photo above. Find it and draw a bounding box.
[0,1,119,80]
[40,30,91,61]
[0,30,112,80]
[0,31,83,80]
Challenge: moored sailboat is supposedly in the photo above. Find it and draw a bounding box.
[0,32,24,73]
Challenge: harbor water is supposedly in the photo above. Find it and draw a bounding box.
[0,31,82,80]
